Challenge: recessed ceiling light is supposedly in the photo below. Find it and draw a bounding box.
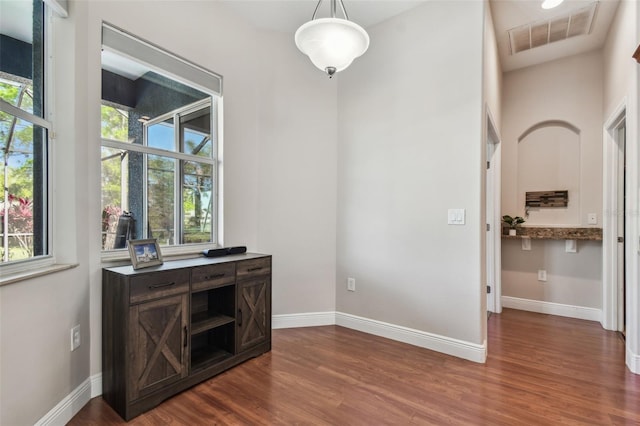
[542,0,565,9]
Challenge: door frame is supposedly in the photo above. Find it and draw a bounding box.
[603,97,640,374]
[602,103,626,332]
[485,107,502,313]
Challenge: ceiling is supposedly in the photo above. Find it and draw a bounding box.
[221,0,429,33]
[489,0,620,71]
[222,0,621,72]
[1,0,621,74]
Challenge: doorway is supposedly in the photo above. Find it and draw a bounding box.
[603,106,627,334]
[615,119,626,336]
[486,110,501,314]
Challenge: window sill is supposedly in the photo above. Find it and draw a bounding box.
[101,244,218,265]
[0,262,79,287]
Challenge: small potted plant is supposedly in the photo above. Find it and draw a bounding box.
[502,215,525,236]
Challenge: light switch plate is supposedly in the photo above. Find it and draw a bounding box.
[587,213,597,225]
[521,237,531,251]
[447,209,465,225]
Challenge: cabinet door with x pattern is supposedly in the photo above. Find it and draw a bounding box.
[128,294,188,401]
[236,276,271,353]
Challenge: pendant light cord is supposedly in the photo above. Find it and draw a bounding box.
[338,0,349,20]
[311,0,350,21]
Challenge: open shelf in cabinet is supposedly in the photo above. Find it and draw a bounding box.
[190,284,236,372]
[190,323,235,372]
[191,312,235,335]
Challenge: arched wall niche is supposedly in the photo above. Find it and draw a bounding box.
[517,120,581,226]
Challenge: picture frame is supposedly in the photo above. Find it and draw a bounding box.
[128,239,163,269]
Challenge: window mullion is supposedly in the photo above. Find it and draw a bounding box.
[142,150,149,241]
[0,99,51,130]
[175,113,182,245]
[101,139,214,165]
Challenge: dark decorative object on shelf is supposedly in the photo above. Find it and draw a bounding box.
[203,246,247,258]
[502,215,525,236]
[525,190,568,207]
[128,238,163,269]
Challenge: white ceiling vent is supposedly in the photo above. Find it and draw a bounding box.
[508,2,598,55]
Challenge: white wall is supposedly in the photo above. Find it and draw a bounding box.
[483,0,502,131]
[603,0,637,118]
[502,239,602,308]
[336,1,486,350]
[500,51,604,310]
[502,51,604,223]
[254,31,338,315]
[602,0,640,372]
[1,1,338,424]
[0,2,92,424]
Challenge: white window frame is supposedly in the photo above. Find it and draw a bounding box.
[100,23,223,261]
[0,3,56,278]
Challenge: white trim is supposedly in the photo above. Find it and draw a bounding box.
[102,24,222,96]
[43,0,69,18]
[502,296,602,322]
[602,100,627,331]
[35,378,92,426]
[90,373,103,398]
[485,105,502,314]
[335,312,486,363]
[0,262,77,286]
[101,243,218,263]
[272,311,486,363]
[272,312,336,329]
[627,347,640,375]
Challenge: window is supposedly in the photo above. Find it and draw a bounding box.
[100,25,222,253]
[0,0,50,265]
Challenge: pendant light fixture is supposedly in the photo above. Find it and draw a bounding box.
[294,0,369,78]
[541,0,565,9]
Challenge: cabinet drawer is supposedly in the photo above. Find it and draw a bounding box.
[130,270,190,304]
[191,263,236,292]
[236,257,271,280]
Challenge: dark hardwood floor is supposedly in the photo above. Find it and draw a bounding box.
[70,309,640,425]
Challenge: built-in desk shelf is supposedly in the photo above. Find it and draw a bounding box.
[502,227,602,241]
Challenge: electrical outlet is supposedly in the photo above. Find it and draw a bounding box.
[587,213,597,225]
[537,269,547,282]
[71,325,81,351]
[347,277,356,292]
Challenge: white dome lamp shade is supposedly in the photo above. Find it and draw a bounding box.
[541,0,564,9]
[295,0,369,78]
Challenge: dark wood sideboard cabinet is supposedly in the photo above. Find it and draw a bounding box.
[102,253,272,420]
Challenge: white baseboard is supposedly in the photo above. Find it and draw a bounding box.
[273,311,486,363]
[35,377,92,426]
[502,296,602,322]
[272,311,336,329]
[627,347,640,374]
[335,312,486,363]
[91,373,103,398]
